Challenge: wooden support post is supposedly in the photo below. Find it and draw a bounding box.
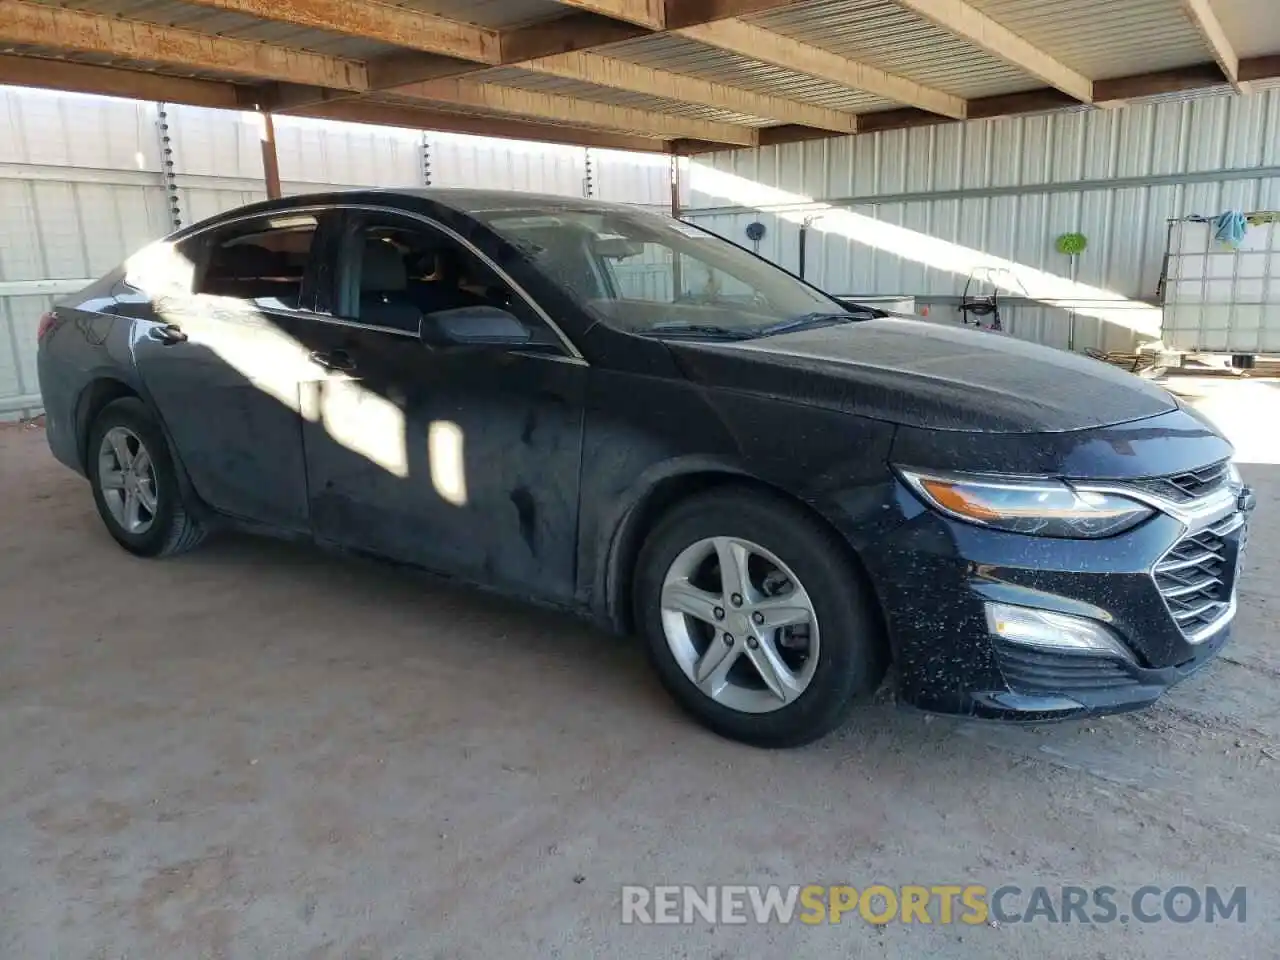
[260,111,282,199]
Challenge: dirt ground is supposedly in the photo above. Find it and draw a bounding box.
[2,377,1278,959]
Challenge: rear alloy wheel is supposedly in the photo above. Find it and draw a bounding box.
[87,398,207,557]
[97,426,160,536]
[635,489,886,747]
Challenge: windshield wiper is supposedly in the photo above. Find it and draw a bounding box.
[754,309,881,338]
[640,323,756,340]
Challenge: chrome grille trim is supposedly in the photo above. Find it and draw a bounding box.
[1125,460,1231,504]
[1152,510,1242,643]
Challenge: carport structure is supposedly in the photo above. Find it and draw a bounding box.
[1,0,1278,166]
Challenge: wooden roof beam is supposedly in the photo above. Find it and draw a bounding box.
[368,0,811,89]
[391,78,759,144]
[549,0,810,28]
[520,51,858,132]
[677,20,967,118]
[891,0,1093,103]
[552,0,666,29]
[177,0,500,64]
[0,54,245,108]
[1180,0,1245,92]
[293,98,678,152]
[0,0,367,90]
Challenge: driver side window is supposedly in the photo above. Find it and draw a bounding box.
[341,215,562,351]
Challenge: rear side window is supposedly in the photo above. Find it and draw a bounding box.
[192,215,319,310]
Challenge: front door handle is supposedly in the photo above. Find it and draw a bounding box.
[149,323,188,345]
[309,349,356,373]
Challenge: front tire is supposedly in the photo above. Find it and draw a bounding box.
[634,488,887,748]
[86,397,207,557]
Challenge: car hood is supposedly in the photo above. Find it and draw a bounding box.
[665,317,1177,433]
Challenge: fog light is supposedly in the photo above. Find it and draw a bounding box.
[985,602,1133,661]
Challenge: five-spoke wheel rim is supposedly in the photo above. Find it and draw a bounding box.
[660,536,820,714]
[97,426,158,535]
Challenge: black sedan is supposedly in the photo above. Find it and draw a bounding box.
[37,189,1253,746]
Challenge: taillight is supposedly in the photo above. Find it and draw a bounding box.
[37,311,58,342]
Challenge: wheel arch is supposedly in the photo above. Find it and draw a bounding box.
[600,464,890,650]
[74,376,141,472]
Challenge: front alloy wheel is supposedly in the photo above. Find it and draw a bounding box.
[661,536,819,713]
[635,488,887,748]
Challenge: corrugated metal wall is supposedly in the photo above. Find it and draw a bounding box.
[0,87,669,419]
[683,89,1280,354]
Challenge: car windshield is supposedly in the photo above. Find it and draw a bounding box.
[469,203,847,338]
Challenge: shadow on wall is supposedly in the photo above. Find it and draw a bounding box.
[685,163,1161,353]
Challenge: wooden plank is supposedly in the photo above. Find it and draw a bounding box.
[0,0,367,90]
[521,51,857,131]
[292,99,677,152]
[966,88,1076,118]
[1239,55,1280,83]
[855,107,944,134]
[1093,63,1226,103]
[391,78,759,144]
[677,20,967,118]
[756,124,848,146]
[179,0,500,64]
[1180,0,1242,90]
[552,0,665,29]
[0,54,244,108]
[892,0,1093,103]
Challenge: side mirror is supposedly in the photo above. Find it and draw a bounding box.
[419,306,532,348]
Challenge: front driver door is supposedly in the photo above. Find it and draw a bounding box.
[299,209,586,602]
[128,211,337,531]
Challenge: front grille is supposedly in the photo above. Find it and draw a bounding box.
[1127,460,1230,504]
[1154,512,1241,636]
[994,643,1136,694]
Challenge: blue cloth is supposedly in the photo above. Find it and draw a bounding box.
[1213,210,1248,248]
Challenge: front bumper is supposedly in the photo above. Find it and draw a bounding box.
[859,480,1252,721]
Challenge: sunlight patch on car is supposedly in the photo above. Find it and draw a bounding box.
[320,379,409,479]
[428,420,468,507]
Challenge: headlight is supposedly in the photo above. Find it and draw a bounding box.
[897,467,1154,538]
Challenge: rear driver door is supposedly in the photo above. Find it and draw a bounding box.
[128,211,338,531]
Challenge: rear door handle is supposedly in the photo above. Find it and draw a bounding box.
[309,349,356,373]
[149,323,188,345]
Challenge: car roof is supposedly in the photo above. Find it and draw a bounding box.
[196,188,652,227]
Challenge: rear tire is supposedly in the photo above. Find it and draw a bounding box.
[634,488,886,748]
[87,398,207,557]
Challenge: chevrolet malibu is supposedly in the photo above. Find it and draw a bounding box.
[37,190,1254,747]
